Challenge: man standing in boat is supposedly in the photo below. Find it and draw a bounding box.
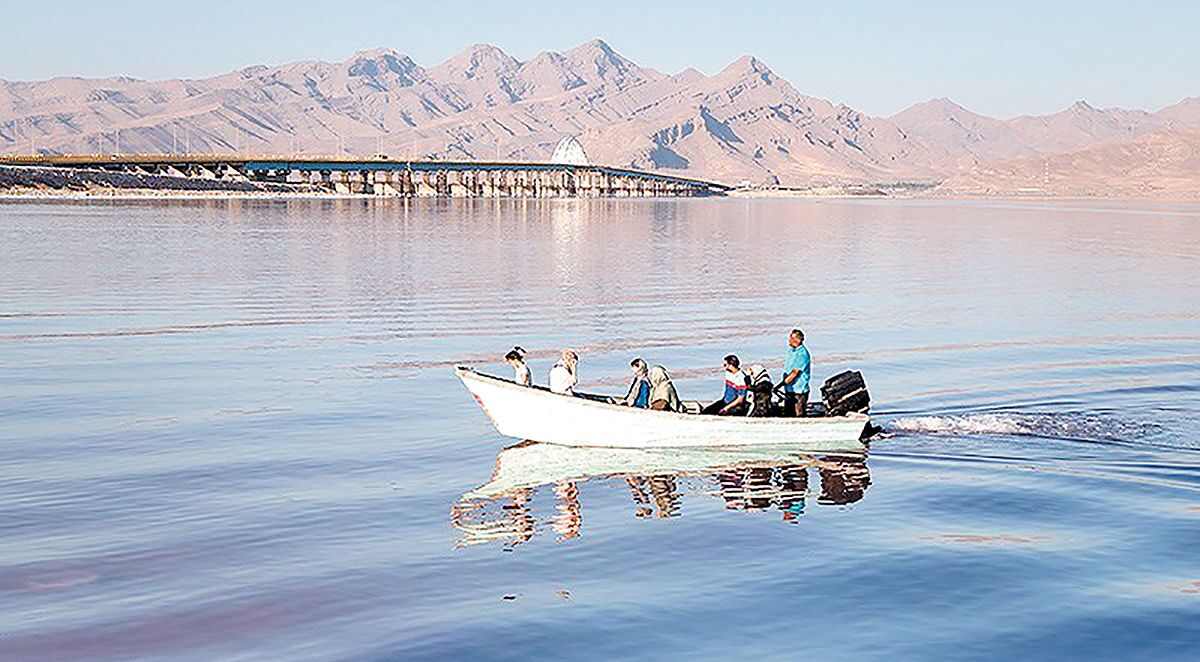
[780,329,811,417]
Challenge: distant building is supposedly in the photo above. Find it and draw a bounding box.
[550,136,589,166]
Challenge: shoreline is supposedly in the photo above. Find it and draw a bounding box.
[727,188,1200,203]
[0,190,373,201]
[3,191,1199,205]
[2,164,1196,203]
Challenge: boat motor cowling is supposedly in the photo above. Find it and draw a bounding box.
[821,370,870,416]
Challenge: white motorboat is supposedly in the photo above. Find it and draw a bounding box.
[455,365,873,450]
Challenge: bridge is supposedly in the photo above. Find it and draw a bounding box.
[0,154,731,197]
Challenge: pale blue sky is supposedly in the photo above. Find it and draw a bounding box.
[3,0,1196,118]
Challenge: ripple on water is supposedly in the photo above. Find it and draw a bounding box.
[2,198,1199,660]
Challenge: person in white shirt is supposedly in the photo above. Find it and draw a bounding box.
[549,349,579,395]
[505,346,531,386]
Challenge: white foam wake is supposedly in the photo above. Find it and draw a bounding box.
[885,412,1161,442]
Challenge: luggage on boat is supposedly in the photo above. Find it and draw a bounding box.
[821,370,870,416]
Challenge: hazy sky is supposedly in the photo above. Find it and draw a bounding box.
[4,0,1196,118]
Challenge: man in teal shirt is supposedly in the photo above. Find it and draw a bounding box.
[780,328,811,417]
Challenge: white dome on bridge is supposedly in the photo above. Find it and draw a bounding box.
[550,136,589,166]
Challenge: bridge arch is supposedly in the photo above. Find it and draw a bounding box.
[550,136,588,166]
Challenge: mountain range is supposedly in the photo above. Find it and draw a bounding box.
[2,39,1197,195]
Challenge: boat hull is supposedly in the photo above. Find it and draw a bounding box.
[456,366,869,450]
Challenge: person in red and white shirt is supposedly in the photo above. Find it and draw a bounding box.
[711,354,749,415]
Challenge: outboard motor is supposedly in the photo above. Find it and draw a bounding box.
[820,370,870,416]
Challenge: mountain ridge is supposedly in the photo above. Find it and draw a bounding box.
[1,39,1197,192]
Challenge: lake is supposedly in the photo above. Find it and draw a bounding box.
[2,197,1199,660]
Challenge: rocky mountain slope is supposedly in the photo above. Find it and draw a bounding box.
[933,129,1200,198]
[1,39,1197,192]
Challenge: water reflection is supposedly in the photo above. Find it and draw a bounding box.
[451,442,871,547]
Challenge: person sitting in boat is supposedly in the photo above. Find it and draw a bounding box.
[505,346,531,386]
[647,365,682,412]
[778,328,811,417]
[703,354,749,415]
[623,358,652,407]
[549,349,579,395]
[746,364,776,417]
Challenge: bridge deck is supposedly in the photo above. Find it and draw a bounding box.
[0,155,730,191]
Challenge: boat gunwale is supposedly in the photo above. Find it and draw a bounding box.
[455,365,870,426]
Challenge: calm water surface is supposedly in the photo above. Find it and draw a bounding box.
[2,198,1199,660]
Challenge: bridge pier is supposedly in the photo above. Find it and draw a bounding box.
[193,165,219,180]
[449,170,469,197]
[414,171,436,197]
[372,171,397,196]
[251,168,288,183]
[614,175,629,197]
[326,170,351,195]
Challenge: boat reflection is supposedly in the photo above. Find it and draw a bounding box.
[451,441,871,547]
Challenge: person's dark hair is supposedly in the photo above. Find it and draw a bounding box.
[791,328,805,342]
[723,354,740,369]
[630,357,646,369]
[505,346,526,362]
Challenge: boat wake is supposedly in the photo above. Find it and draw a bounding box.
[884,411,1164,444]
